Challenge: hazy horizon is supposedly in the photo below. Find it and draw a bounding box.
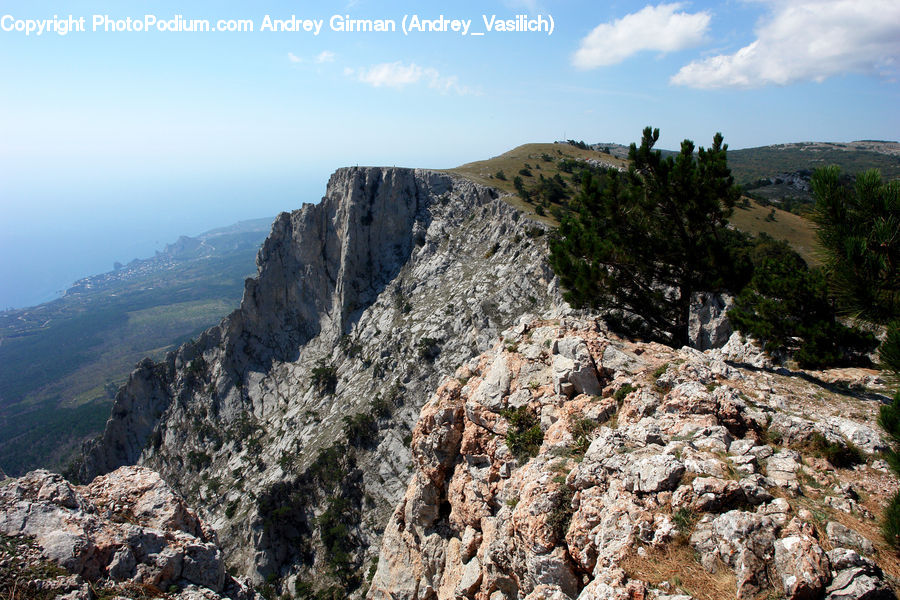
[2,0,898,307]
[0,169,325,310]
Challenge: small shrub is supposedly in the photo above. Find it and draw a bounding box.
[673,507,697,538]
[311,363,338,395]
[652,363,669,379]
[188,356,207,375]
[495,170,507,181]
[502,406,543,462]
[570,417,598,455]
[338,336,362,358]
[546,485,574,538]
[883,491,900,548]
[343,413,378,448]
[799,433,864,468]
[614,383,635,404]
[762,427,783,447]
[417,337,441,361]
[370,396,392,419]
[187,450,211,471]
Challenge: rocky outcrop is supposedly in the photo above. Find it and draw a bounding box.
[369,317,897,600]
[80,167,563,591]
[0,466,255,600]
[688,292,733,351]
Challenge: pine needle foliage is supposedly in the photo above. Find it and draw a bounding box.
[811,166,900,547]
[729,238,877,368]
[811,166,899,324]
[549,127,744,346]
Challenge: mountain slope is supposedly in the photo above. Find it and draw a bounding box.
[80,167,563,595]
[0,218,271,476]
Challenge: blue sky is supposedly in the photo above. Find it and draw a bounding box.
[1,0,899,308]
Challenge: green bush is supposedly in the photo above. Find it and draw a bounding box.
[570,417,598,455]
[502,406,543,462]
[343,413,378,448]
[546,484,574,538]
[416,337,441,361]
[370,395,392,419]
[613,383,635,403]
[187,450,211,471]
[883,491,900,548]
[311,363,338,395]
[729,239,877,368]
[797,433,864,468]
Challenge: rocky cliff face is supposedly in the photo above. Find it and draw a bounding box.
[369,317,898,600]
[80,167,563,593]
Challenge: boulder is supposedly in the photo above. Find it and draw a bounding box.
[688,292,734,350]
[773,534,830,600]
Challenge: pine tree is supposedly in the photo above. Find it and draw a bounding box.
[811,166,900,546]
[549,127,744,346]
[811,167,899,323]
[728,238,876,368]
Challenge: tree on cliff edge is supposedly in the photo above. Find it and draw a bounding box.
[549,127,745,347]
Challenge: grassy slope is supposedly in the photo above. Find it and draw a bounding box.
[444,142,627,226]
[729,202,821,266]
[445,142,821,262]
[728,143,900,186]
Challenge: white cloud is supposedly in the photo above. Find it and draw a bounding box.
[350,61,475,95]
[288,50,337,65]
[573,3,710,69]
[356,62,423,87]
[671,0,900,88]
[315,50,336,64]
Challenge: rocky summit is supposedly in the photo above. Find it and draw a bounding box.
[369,317,898,600]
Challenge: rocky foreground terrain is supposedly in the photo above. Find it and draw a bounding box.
[369,317,899,600]
[0,466,256,599]
[4,316,897,599]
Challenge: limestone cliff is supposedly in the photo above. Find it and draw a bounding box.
[369,317,898,600]
[80,167,563,593]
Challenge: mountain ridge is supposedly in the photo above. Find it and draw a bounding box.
[79,166,564,594]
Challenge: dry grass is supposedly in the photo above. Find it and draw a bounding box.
[444,142,821,267]
[729,200,821,266]
[442,142,627,226]
[620,542,737,600]
[781,464,900,585]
